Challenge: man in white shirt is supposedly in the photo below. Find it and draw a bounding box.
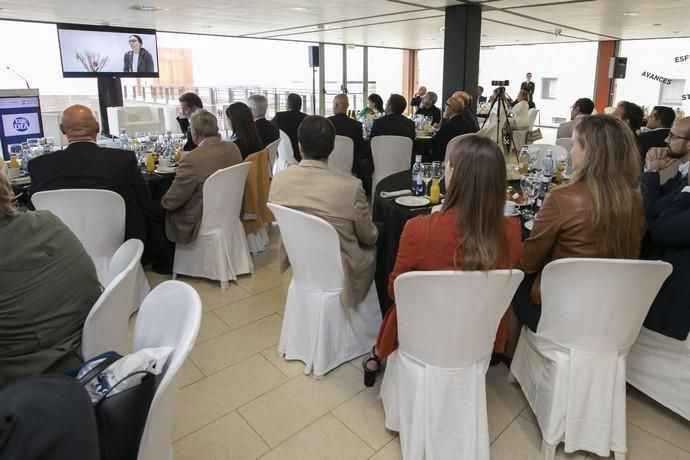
[556,98,594,139]
[641,117,690,221]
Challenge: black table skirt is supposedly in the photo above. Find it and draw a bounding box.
[373,170,433,313]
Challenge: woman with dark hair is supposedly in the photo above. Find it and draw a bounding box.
[513,115,646,332]
[363,135,523,386]
[226,102,264,159]
[359,93,384,121]
[123,34,155,73]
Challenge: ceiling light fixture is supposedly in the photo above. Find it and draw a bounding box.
[291,7,306,12]
[130,5,167,12]
[623,11,639,16]
[652,23,662,26]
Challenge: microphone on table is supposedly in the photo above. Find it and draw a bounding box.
[5,65,31,89]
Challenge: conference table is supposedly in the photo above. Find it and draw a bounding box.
[373,170,530,312]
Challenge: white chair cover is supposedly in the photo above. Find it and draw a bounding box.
[32,189,125,284]
[106,106,166,137]
[510,258,672,458]
[173,162,253,289]
[246,225,270,254]
[267,203,381,378]
[274,129,298,174]
[371,135,413,195]
[133,281,202,460]
[328,135,354,175]
[627,327,690,420]
[555,138,573,153]
[527,108,539,131]
[380,270,524,460]
[266,138,281,178]
[81,239,143,360]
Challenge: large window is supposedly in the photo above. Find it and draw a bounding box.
[417,49,443,99]
[479,42,598,127]
[367,47,403,103]
[616,38,690,116]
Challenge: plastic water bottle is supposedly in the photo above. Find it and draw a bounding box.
[119,129,130,150]
[411,155,424,196]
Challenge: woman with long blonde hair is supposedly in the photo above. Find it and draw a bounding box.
[363,135,523,386]
[513,114,646,331]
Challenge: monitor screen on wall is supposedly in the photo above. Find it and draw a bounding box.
[0,89,44,161]
[56,23,160,78]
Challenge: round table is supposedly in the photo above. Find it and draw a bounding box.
[372,170,438,312]
[372,171,531,313]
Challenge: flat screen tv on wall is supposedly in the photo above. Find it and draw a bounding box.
[56,23,160,78]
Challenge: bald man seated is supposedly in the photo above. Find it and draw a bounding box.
[28,105,164,263]
[327,94,365,175]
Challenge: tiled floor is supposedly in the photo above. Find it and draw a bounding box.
[142,227,690,460]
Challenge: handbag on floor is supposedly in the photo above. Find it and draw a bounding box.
[75,350,167,460]
[527,128,543,142]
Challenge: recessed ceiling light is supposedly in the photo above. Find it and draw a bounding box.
[130,5,167,12]
[652,23,662,26]
[291,7,306,12]
[623,11,639,16]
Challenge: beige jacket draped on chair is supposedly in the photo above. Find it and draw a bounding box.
[268,159,378,308]
[242,149,274,234]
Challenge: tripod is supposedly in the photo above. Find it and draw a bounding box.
[481,88,519,162]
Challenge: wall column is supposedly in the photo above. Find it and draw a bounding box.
[442,4,482,108]
[593,40,618,113]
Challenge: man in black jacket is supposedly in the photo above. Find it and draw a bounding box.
[28,105,165,265]
[327,94,364,174]
[430,94,475,162]
[272,93,307,162]
[176,92,203,151]
[641,117,690,223]
[645,181,690,340]
[415,91,441,126]
[248,94,279,148]
[369,94,415,141]
[639,106,675,157]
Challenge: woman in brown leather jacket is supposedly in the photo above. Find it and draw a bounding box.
[513,115,646,331]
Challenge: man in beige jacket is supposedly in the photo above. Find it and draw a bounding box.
[269,115,378,309]
[161,110,243,244]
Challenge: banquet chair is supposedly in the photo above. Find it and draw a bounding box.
[274,129,298,174]
[266,138,281,178]
[371,135,413,196]
[31,189,125,284]
[81,239,143,360]
[328,135,354,175]
[106,106,166,137]
[380,270,524,460]
[267,203,381,378]
[172,162,253,289]
[32,188,151,307]
[132,281,202,460]
[627,327,690,420]
[555,138,573,153]
[242,149,274,254]
[510,258,672,460]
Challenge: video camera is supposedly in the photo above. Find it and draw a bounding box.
[491,80,509,86]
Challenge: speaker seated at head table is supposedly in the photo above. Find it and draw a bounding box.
[28,104,162,244]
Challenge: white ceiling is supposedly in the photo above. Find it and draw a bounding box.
[0,0,687,49]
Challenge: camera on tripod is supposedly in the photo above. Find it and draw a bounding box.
[491,80,509,87]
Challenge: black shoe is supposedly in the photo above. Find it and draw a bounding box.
[490,352,503,366]
[362,348,381,387]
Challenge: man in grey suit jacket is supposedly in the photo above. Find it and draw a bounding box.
[161,110,243,244]
[269,115,378,309]
[556,98,594,139]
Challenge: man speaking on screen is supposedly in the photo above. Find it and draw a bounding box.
[123,34,154,73]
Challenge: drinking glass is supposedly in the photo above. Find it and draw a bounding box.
[27,138,40,148]
[432,161,443,180]
[44,136,55,151]
[421,163,433,195]
[521,175,540,219]
[556,154,568,181]
[528,148,539,171]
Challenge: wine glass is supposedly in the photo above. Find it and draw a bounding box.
[521,175,540,220]
[421,163,433,196]
[528,148,539,172]
[556,154,568,182]
[432,161,443,180]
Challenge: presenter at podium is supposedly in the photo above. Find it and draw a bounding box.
[123,34,154,73]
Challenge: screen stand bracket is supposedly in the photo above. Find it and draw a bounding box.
[97,76,123,136]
